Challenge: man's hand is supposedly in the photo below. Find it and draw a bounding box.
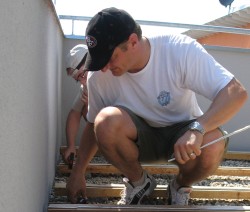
[63,146,76,164]
[174,130,203,164]
[66,168,87,203]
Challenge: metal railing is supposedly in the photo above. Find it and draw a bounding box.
[59,15,250,39]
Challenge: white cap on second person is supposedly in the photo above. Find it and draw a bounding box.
[66,44,88,69]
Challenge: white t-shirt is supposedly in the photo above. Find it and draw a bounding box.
[87,34,234,127]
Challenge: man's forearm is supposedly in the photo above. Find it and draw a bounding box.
[74,122,98,173]
[66,110,82,147]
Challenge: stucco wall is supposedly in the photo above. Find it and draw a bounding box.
[62,40,250,152]
[0,0,63,211]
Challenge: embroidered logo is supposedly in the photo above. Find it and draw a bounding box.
[157,91,170,106]
[86,35,97,48]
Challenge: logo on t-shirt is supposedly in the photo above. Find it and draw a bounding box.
[157,91,170,106]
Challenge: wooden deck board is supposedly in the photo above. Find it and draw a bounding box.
[48,147,250,211]
[48,204,250,212]
[60,146,250,161]
[57,163,250,177]
[54,182,250,200]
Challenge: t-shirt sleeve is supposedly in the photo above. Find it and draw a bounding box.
[180,38,234,100]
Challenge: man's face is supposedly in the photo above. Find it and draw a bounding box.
[67,65,87,85]
[101,42,133,76]
[101,34,141,76]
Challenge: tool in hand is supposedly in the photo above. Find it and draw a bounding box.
[168,125,250,162]
[68,152,75,169]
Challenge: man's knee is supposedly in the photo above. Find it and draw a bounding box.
[94,107,128,146]
[95,107,121,132]
[95,106,114,123]
[197,128,226,164]
[212,128,228,154]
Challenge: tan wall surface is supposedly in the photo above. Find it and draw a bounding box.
[198,23,250,48]
[0,0,63,211]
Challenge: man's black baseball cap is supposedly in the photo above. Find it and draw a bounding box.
[84,7,137,71]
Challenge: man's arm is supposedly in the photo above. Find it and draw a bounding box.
[198,78,248,132]
[81,105,88,121]
[81,84,88,121]
[66,122,98,203]
[174,78,248,164]
[63,109,82,163]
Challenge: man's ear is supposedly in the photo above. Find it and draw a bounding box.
[128,33,139,48]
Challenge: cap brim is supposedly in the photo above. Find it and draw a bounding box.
[84,49,114,71]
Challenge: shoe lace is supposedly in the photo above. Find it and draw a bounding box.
[175,188,191,205]
[118,179,133,204]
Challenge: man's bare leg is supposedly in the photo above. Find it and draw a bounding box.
[94,106,143,182]
[176,129,226,186]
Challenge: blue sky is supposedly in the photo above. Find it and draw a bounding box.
[54,0,250,36]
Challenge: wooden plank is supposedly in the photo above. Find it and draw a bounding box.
[57,163,250,177]
[60,146,250,161]
[213,166,250,176]
[60,147,101,157]
[48,204,250,212]
[54,182,250,200]
[57,163,178,175]
[224,151,250,160]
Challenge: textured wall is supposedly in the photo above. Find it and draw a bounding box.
[0,0,63,211]
[198,23,250,48]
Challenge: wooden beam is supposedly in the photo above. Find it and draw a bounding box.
[224,151,250,160]
[50,147,250,211]
[60,146,250,161]
[48,204,250,212]
[54,182,250,200]
[57,163,250,177]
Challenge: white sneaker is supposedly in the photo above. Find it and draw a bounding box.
[117,172,157,205]
[167,179,192,205]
